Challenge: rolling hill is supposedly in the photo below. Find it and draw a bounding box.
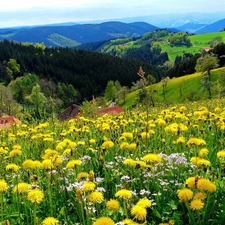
[0,22,158,47]
[120,67,225,109]
[77,30,225,61]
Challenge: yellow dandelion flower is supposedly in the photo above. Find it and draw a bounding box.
[88,191,104,203]
[43,137,54,142]
[93,217,115,225]
[197,178,216,192]
[89,139,96,144]
[187,138,206,146]
[27,189,44,204]
[140,132,150,139]
[41,217,59,225]
[193,192,207,201]
[23,159,34,169]
[185,177,196,189]
[68,141,77,149]
[102,141,114,148]
[115,189,132,199]
[63,149,71,156]
[32,160,42,169]
[122,218,142,225]
[83,181,96,192]
[207,182,217,192]
[134,160,147,167]
[165,123,178,134]
[199,148,209,157]
[131,205,147,221]
[106,199,120,211]
[159,220,174,225]
[120,142,130,150]
[157,119,166,127]
[66,160,82,169]
[128,143,137,150]
[13,182,31,194]
[0,147,8,155]
[217,150,225,158]
[177,188,193,201]
[142,153,162,163]
[13,144,21,150]
[190,199,204,210]
[197,159,211,167]
[136,198,152,208]
[6,163,20,172]
[121,132,133,139]
[42,149,58,159]
[42,159,54,169]
[77,141,85,146]
[124,158,137,166]
[77,172,89,181]
[9,149,22,157]
[175,136,186,144]
[190,157,201,165]
[0,179,8,192]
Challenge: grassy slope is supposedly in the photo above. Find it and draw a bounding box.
[161,32,225,60]
[120,67,225,109]
[100,31,225,60]
[47,33,80,47]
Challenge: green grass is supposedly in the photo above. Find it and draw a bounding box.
[101,31,225,61]
[161,32,225,60]
[47,33,80,47]
[120,67,225,109]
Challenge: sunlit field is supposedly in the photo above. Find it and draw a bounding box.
[1,99,225,225]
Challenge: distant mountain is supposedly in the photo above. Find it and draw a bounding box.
[0,21,158,47]
[116,12,225,28]
[175,22,207,33]
[196,18,225,33]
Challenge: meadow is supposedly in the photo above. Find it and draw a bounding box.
[161,32,225,60]
[0,98,225,225]
[121,67,225,109]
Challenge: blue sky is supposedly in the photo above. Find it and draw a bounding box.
[1,0,225,28]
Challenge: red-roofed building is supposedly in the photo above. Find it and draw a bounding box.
[97,106,124,116]
[0,116,22,129]
[202,47,212,53]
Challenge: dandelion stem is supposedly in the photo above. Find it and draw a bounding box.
[47,172,53,216]
[0,193,3,223]
[185,201,196,225]
[80,200,86,225]
[33,202,37,225]
[123,199,128,218]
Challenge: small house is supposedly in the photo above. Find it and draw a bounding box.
[202,47,212,53]
[0,116,22,129]
[58,104,81,121]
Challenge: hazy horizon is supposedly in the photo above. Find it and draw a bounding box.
[1,0,225,28]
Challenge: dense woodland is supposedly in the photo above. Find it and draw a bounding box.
[0,40,156,98]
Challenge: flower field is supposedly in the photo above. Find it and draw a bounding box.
[0,99,225,225]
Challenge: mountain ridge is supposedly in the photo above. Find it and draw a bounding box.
[0,21,158,47]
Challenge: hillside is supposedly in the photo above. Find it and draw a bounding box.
[78,30,225,61]
[0,40,158,101]
[0,22,158,47]
[196,18,225,33]
[120,67,225,109]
